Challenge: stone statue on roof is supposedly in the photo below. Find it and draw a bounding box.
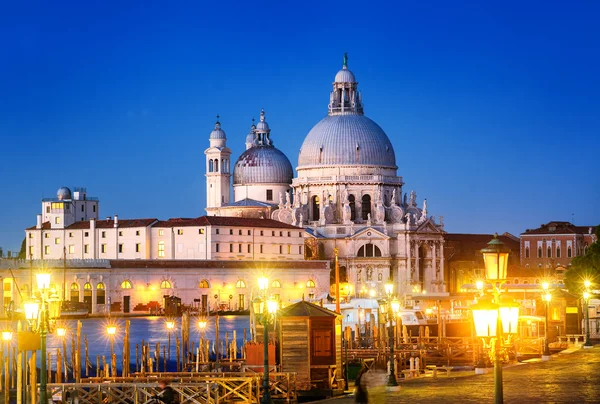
[343,52,348,67]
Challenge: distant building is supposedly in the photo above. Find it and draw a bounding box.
[520,221,597,270]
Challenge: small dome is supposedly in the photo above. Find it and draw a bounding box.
[335,67,356,83]
[234,147,293,185]
[57,186,72,200]
[210,121,226,140]
[255,109,270,132]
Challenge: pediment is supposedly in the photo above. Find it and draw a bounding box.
[350,227,390,240]
[415,220,444,234]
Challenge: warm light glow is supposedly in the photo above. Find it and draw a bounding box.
[166,320,176,330]
[106,325,117,336]
[258,277,269,291]
[583,291,590,300]
[36,272,51,291]
[369,289,376,297]
[499,303,519,335]
[384,280,394,296]
[1,330,13,341]
[481,234,510,281]
[390,298,401,314]
[422,289,427,294]
[24,301,40,322]
[541,281,549,291]
[267,298,278,314]
[425,308,433,315]
[475,280,484,290]
[56,327,67,338]
[198,319,208,330]
[471,298,499,338]
[544,293,552,303]
[584,280,591,288]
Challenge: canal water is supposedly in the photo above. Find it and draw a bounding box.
[9,316,250,374]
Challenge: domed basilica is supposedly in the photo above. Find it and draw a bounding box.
[205,56,448,299]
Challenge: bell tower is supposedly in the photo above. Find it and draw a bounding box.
[205,116,231,210]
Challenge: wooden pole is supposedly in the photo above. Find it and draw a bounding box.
[62,335,68,381]
[30,351,36,404]
[76,320,82,382]
[4,343,9,404]
[96,355,100,378]
[57,349,62,383]
[135,344,139,373]
[47,350,52,383]
[163,346,166,373]
[0,338,4,394]
[16,322,22,404]
[176,337,181,372]
[85,335,89,377]
[124,320,130,377]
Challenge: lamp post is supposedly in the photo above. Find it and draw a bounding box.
[106,324,117,358]
[380,279,399,387]
[25,272,51,404]
[255,277,278,404]
[1,329,12,404]
[583,283,592,348]
[541,282,552,357]
[472,234,515,404]
[165,319,176,362]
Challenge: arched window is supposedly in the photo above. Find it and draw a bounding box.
[361,194,371,220]
[209,160,214,172]
[357,244,382,258]
[306,280,316,288]
[214,159,219,172]
[236,280,246,288]
[547,246,552,258]
[84,282,92,290]
[348,195,356,221]
[121,280,133,289]
[96,282,106,305]
[567,247,572,258]
[537,247,542,258]
[97,282,105,290]
[199,279,210,288]
[160,280,172,289]
[271,280,281,288]
[525,247,530,258]
[556,247,561,258]
[514,279,519,284]
[70,282,79,302]
[312,196,320,221]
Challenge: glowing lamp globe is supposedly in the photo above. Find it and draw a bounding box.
[258,277,269,291]
[252,297,264,315]
[165,320,175,330]
[481,234,510,281]
[56,327,67,338]
[499,300,519,335]
[106,325,117,336]
[544,293,552,303]
[584,280,591,289]
[390,298,401,314]
[384,280,394,297]
[24,301,40,322]
[198,319,208,330]
[266,298,278,314]
[542,282,549,291]
[471,297,499,338]
[583,291,590,300]
[36,272,51,291]
[476,280,484,291]
[1,330,13,341]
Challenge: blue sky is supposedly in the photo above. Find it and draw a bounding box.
[1,0,599,252]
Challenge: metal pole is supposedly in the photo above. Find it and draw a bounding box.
[584,297,592,347]
[543,298,551,356]
[261,305,271,404]
[386,313,398,386]
[334,248,340,314]
[40,300,48,404]
[494,311,503,404]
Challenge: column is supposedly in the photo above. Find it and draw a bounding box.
[91,287,97,314]
[439,241,445,292]
[431,242,437,292]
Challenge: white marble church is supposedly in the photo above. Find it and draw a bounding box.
[204,55,448,302]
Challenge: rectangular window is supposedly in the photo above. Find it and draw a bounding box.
[81,205,84,212]
[45,233,50,239]
[69,232,73,238]
[216,229,220,234]
[229,229,233,235]
[29,246,34,255]
[93,205,96,212]
[260,245,263,253]
[547,247,552,258]
[568,247,572,258]
[177,229,183,235]
[199,229,205,234]
[51,202,64,209]
[288,232,291,237]
[101,244,107,253]
[287,245,291,254]
[84,244,89,254]
[299,232,302,237]
[239,230,242,236]
[118,244,124,253]
[159,229,164,236]
[272,231,275,236]
[266,190,273,201]
[299,245,303,254]
[44,246,50,255]
[135,243,141,253]
[280,231,283,237]
[55,217,61,224]
[28,233,33,239]
[46,206,50,213]
[556,247,561,258]
[248,230,251,236]
[260,231,264,236]
[54,237,61,245]
[158,242,165,258]
[135,230,140,236]
[248,244,251,253]
[68,245,75,254]
[118,231,123,236]
[216,243,220,252]
[84,232,89,237]
[230,244,233,252]
[279,245,283,254]
[101,231,106,238]
[238,244,242,253]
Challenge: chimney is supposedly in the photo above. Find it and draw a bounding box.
[106,217,111,221]
[90,218,96,231]
[114,215,118,228]
[589,227,592,234]
[36,214,42,229]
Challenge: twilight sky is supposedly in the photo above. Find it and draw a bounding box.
[1,0,599,252]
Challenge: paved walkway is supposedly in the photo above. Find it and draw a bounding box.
[317,345,600,404]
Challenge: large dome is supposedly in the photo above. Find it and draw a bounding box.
[297,115,396,168]
[234,146,293,185]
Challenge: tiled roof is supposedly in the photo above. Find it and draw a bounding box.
[154,216,301,230]
[279,300,338,317]
[108,260,329,270]
[521,221,596,235]
[222,198,276,208]
[66,219,158,229]
[444,233,520,262]
[26,222,52,230]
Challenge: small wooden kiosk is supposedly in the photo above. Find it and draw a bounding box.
[277,300,344,395]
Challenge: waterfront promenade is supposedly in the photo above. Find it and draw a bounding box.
[320,345,600,404]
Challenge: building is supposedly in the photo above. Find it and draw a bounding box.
[520,221,597,270]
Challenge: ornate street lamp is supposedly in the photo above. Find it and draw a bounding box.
[253,285,278,404]
[472,234,515,404]
[541,282,552,357]
[165,319,176,361]
[379,280,400,387]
